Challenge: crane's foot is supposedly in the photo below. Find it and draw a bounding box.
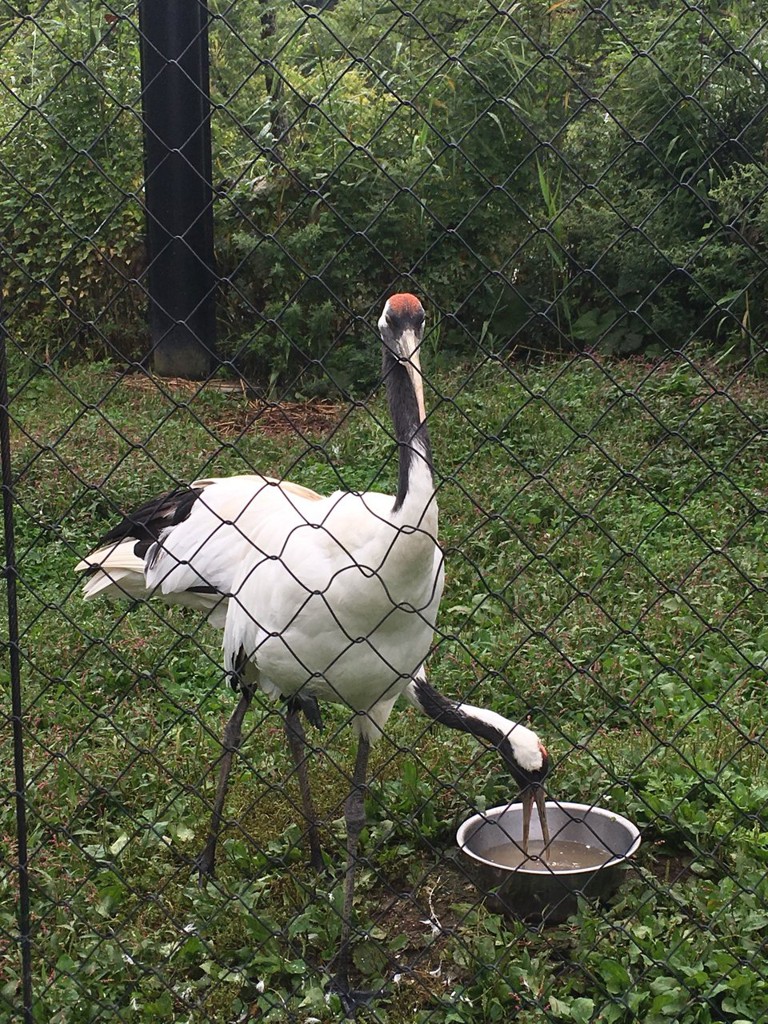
[195,840,217,883]
[283,692,324,731]
[329,975,384,1017]
[308,844,325,872]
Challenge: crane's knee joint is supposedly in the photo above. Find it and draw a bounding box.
[344,790,367,834]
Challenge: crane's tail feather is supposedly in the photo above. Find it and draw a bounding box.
[76,535,230,626]
[76,539,150,602]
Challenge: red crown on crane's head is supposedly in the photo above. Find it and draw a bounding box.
[386,293,423,318]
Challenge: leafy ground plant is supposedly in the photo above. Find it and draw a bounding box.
[1,352,767,1022]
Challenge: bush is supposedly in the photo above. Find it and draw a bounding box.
[1,0,144,360]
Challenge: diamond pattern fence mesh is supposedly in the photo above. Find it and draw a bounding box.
[2,1,768,1021]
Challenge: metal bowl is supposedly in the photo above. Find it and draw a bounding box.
[456,801,641,924]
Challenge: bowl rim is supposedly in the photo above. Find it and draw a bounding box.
[456,800,642,876]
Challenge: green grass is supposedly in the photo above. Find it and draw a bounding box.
[2,353,768,1023]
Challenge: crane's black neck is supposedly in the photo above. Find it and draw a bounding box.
[409,675,545,789]
[411,675,503,747]
[383,350,434,512]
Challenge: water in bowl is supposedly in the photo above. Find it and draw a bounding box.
[482,838,611,872]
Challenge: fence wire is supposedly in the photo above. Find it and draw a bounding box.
[2,1,768,1022]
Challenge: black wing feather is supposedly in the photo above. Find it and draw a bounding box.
[98,486,203,558]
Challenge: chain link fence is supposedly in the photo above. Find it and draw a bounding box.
[2,1,768,1021]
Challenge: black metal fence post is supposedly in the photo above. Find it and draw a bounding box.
[0,308,33,1023]
[139,0,217,379]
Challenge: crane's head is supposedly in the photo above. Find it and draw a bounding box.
[378,293,427,421]
[499,724,551,853]
[378,293,426,355]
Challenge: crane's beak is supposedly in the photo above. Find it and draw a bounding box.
[521,784,551,858]
[398,328,426,423]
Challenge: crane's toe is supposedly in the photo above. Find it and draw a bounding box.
[329,976,384,1017]
[195,841,217,883]
[284,692,324,731]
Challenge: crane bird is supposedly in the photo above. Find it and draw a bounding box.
[76,293,550,1005]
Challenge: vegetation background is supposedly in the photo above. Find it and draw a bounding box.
[3,0,767,386]
[2,1,768,1022]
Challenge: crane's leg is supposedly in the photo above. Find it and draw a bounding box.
[196,685,253,880]
[284,697,323,870]
[332,733,381,1013]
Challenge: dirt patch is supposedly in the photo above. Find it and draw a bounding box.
[370,864,488,951]
[647,851,696,885]
[114,371,344,438]
[358,865,482,1004]
[213,398,343,439]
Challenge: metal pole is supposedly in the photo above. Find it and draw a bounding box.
[139,0,217,379]
[0,314,33,1021]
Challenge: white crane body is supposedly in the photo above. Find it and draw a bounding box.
[79,452,444,737]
